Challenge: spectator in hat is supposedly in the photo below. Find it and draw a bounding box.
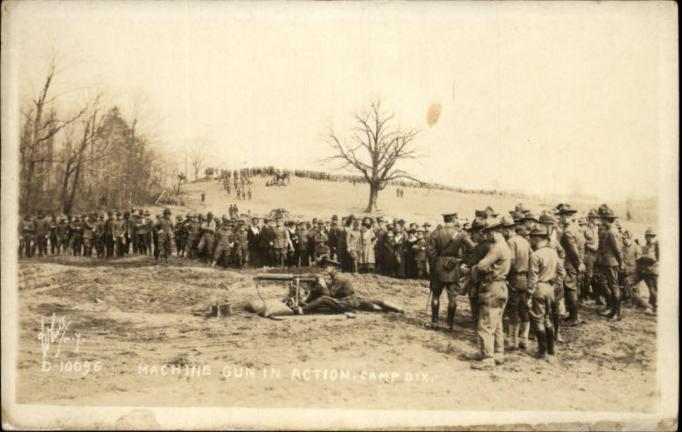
[359,217,376,273]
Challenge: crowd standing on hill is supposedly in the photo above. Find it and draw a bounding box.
[19,201,658,369]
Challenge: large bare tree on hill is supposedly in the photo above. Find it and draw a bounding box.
[326,99,420,212]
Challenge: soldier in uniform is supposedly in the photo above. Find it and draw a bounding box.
[174,215,185,257]
[184,213,201,259]
[19,214,36,258]
[502,215,532,351]
[470,217,511,370]
[597,207,623,320]
[103,211,115,258]
[48,215,59,255]
[328,215,339,261]
[70,215,83,256]
[286,221,298,267]
[82,214,96,257]
[630,228,658,314]
[428,212,475,331]
[34,210,50,257]
[111,212,124,256]
[59,216,71,254]
[212,216,233,267]
[94,213,106,257]
[581,210,600,303]
[313,220,330,264]
[56,216,69,255]
[197,211,217,262]
[154,209,174,263]
[414,228,428,279]
[134,210,148,255]
[556,204,586,326]
[272,218,293,268]
[527,224,561,359]
[301,261,403,315]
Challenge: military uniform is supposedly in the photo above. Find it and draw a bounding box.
[472,224,511,368]
[630,229,658,312]
[428,217,475,329]
[19,217,36,258]
[528,231,561,357]
[597,212,623,319]
[154,212,174,260]
[582,214,600,302]
[34,213,50,257]
[295,224,309,267]
[212,221,233,266]
[82,216,95,257]
[197,216,217,261]
[559,216,585,324]
[272,223,292,268]
[184,216,201,259]
[505,230,532,350]
[49,218,59,255]
[70,217,84,256]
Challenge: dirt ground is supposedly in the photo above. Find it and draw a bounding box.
[16,255,658,412]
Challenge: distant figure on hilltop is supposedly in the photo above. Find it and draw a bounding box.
[201,191,206,203]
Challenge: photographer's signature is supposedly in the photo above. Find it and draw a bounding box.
[38,313,83,360]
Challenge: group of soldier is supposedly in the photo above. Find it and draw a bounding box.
[19,201,659,369]
[425,203,659,369]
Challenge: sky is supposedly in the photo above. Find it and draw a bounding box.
[5,1,676,200]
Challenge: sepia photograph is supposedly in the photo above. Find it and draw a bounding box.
[1,1,678,430]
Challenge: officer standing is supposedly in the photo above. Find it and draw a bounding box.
[597,207,623,320]
[428,212,475,331]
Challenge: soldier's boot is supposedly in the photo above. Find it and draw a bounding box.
[508,323,519,350]
[519,321,530,350]
[609,300,622,321]
[446,304,457,330]
[535,327,547,358]
[431,304,439,326]
[545,326,556,356]
[553,317,564,343]
[599,296,613,316]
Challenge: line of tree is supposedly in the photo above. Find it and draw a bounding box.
[19,58,170,216]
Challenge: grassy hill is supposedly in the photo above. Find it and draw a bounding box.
[178,176,656,238]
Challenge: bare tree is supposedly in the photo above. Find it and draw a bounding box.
[20,58,88,213]
[325,99,420,212]
[189,138,209,181]
[59,94,104,213]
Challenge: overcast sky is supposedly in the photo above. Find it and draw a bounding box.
[6,1,675,200]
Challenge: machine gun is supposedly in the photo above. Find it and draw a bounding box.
[253,273,321,310]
